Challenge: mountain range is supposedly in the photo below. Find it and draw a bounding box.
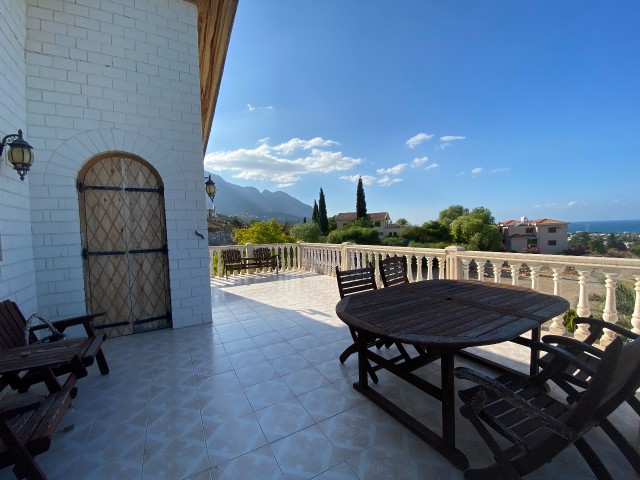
[206,173,313,222]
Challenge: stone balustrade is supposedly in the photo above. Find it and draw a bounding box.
[210,242,640,342]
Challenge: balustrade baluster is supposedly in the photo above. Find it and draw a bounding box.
[574,269,593,341]
[477,260,484,282]
[510,263,519,286]
[490,261,500,283]
[599,272,619,347]
[461,259,470,280]
[632,275,640,335]
[549,267,566,335]
[529,264,541,290]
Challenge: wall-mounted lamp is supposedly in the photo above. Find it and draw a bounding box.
[204,174,217,202]
[0,129,34,181]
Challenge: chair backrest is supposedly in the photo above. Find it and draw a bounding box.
[254,247,272,261]
[379,255,409,287]
[222,249,242,264]
[595,336,640,419]
[335,266,377,299]
[0,300,29,349]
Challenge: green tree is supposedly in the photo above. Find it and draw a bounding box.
[606,233,627,251]
[232,219,294,244]
[327,226,380,245]
[469,206,495,224]
[450,210,502,251]
[395,218,409,226]
[589,235,606,255]
[423,220,452,243]
[290,222,322,242]
[318,188,329,234]
[356,176,367,219]
[567,232,591,254]
[328,215,337,232]
[312,200,319,225]
[438,205,469,227]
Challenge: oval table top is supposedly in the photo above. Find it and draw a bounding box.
[335,279,570,348]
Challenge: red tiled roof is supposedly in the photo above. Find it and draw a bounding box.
[336,212,390,221]
[500,218,569,226]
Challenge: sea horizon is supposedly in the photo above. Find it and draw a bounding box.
[568,219,640,234]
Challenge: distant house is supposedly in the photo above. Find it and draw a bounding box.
[499,217,570,254]
[336,212,405,238]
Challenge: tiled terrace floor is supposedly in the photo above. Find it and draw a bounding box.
[4,271,639,479]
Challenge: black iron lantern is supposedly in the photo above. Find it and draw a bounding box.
[1,129,34,181]
[204,174,217,202]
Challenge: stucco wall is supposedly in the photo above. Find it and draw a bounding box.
[23,0,212,328]
[0,0,39,311]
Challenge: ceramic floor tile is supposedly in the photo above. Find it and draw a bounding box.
[269,352,312,376]
[281,366,331,395]
[142,434,210,480]
[199,389,254,424]
[211,445,284,480]
[244,378,295,410]
[205,412,268,466]
[270,425,344,480]
[255,397,315,442]
[73,453,144,480]
[235,362,280,387]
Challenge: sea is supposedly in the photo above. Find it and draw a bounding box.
[568,219,640,234]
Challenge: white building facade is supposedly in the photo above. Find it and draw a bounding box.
[499,217,570,254]
[0,0,236,335]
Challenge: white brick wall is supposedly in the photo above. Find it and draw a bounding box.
[0,0,39,313]
[23,0,212,329]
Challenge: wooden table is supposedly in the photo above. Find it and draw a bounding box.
[335,279,570,470]
[0,339,90,392]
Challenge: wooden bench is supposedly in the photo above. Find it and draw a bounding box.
[0,386,78,480]
[222,248,278,278]
[0,300,109,393]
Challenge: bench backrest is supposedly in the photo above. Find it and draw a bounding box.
[222,249,242,264]
[0,300,29,349]
[254,248,273,262]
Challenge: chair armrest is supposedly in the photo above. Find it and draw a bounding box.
[575,317,638,340]
[535,339,601,377]
[454,366,577,441]
[30,312,104,336]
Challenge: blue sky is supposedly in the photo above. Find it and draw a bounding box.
[205,0,640,225]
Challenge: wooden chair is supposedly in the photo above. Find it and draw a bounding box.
[335,266,411,383]
[454,335,640,479]
[538,317,640,475]
[0,300,109,393]
[0,386,79,480]
[379,255,409,287]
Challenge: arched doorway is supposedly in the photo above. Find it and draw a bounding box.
[78,154,171,337]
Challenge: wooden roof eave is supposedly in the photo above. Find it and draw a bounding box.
[191,0,238,154]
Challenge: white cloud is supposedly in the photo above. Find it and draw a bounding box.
[406,133,434,149]
[567,201,579,207]
[376,163,407,175]
[377,175,403,187]
[425,162,439,171]
[340,174,376,185]
[273,137,339,155]
[437,135,465,150]
[491,167,510,174]
[471,167,483,174]
[247,103,273,112]
[456,171,465,176]
[205,137,361,187]
[411,156,428,167]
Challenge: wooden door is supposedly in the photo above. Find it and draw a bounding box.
[78,155,171,337]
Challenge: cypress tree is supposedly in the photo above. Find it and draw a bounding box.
[356,176,367,219]
[312,200,319,225]
[318,188,329,234]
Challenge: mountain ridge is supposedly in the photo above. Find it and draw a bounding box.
[206,173,313,222]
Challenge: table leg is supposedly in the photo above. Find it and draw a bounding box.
[441,352,455,448]
[529,326,541,377]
